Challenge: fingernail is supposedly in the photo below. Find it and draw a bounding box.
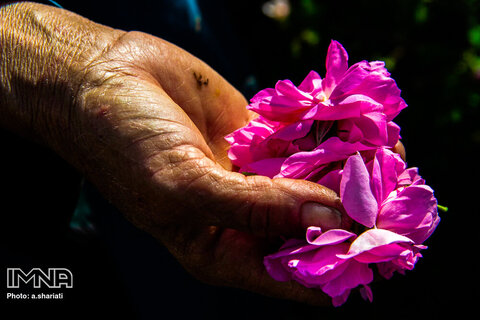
[301,202,342,230]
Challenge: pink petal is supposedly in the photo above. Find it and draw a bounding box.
[321,259,373,299]
[267,239,317,259]
[360,285,373,303]
[339,228,414,261]
[323,40,349,97]
[330,61,407,121]
[225,116,277,167]
[247,85,314,122]
[316,168,342,194]
[386,121,401,148]
[275,79,315,102]
[376,245,424,279]
[368,155,383,205]
[370,148,406,203]
[357,112,388,145]
[298,70,323,97]
[304,93,382,122]
[397,167,425,186]
[352,242,415,264]
[264,239,319,281]
[377,261,398,279]
[263,241,301,282]
[340,153,378,227]
[338,120,364,143]
[332,291,351,307]
[278,138,372,179]
[269,120,314,141]
[329,61,376,101]
[306,227,357,246]
[377,185,439,244]
[263,257,293,282]
[239,157,285,178]
[294,244,350,280]
[357,76,407,121]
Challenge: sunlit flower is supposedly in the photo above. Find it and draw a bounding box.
[226,40,406,177]
[247,40,406,147]
[264,227,372,307]
[264,149,440,305]
[226,40,440,306]
[340,149,440,244]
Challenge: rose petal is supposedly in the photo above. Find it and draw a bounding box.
[316,168,342,194]
[323,40,349,97]
[386,121,401,148]
[340,153,378,227]
[306,227,357,246]
[247,84,315,122]
[292,244,351,283]
[339,228,414,260]
[360,285,373,303]
[332,291,351,307]
[298,70,323,97]
[239,157,285,178]
[321,259,373,299]
[397,167,425,186]
[269,120,314,141]
[278,138,372,179]
[370,148,406,203]
[377,185,439,243]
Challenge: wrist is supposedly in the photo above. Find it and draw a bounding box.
[0,2,122,152]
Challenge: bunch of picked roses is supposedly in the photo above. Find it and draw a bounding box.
[225,41,440,306]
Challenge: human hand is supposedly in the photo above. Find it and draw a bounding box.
[75,31,346,305]
[0,2,344,305]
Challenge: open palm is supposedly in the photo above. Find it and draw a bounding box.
[67,30,343,304]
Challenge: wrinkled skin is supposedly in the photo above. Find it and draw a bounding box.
[77,31,340,303]
[0,2,360,305]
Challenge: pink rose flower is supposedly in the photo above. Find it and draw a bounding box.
[337,149,439,288]
[340,149,440,245]
[264,149,440,305]
[225,40,440,307]
[264,227,373,307]
[226,40,406,177]
[225,116,314,174]
[247,40,406,145]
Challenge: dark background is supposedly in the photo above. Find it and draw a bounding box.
[2,0,479,319]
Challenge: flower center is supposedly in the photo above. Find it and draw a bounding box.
[315,92,327,103]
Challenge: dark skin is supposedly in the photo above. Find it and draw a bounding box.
[0,2,405,306]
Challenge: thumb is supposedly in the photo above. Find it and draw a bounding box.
[187,165,344,238]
